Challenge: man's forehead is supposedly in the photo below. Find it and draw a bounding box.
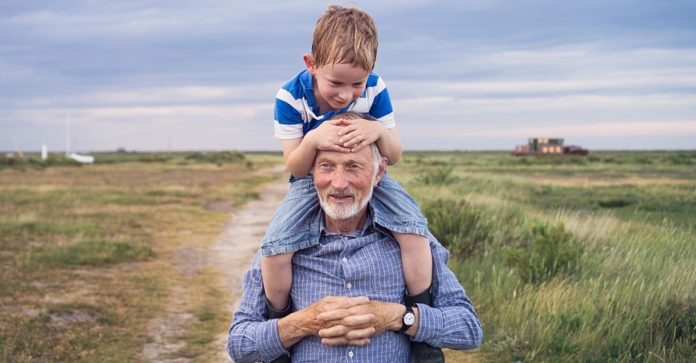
[315,148,372,164]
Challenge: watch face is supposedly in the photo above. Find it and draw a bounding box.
[404,312,415,326]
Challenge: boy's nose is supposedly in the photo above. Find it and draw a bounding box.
[338,91,351,101]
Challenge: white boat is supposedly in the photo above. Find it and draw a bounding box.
[69,152,95,164]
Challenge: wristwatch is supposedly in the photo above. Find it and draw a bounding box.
[399,305,415,334]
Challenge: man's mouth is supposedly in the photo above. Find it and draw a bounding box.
[329,194,353,202]
[328,191,354,203]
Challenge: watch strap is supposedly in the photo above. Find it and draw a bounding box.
[398,304,415,334]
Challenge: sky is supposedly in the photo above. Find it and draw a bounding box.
[1,0,695,152]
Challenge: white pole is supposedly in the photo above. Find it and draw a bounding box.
[65,113,71,157]
[41,144,48,160]
[65,112,70,158]
[11,135,24,158]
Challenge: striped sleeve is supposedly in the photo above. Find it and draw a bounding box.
[274,88,304,140]
[368,76,395,129]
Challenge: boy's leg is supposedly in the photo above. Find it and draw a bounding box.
[262,253,293,363]
[393,232,432,296]
[261,253,294,311]
[394,232,444,363]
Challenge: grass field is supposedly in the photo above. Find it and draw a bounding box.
[388,151,696,362]
[1,150,694,362]
[0,151,276,362]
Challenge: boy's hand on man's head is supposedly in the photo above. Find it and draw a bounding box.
[337,117,385,152]
[309,120,352,153]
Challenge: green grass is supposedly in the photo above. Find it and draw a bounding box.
[390,151,696,362]
[22,240,155,268]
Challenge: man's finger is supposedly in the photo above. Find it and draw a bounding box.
[318,324,351,338]
[340,313,375,327]
[317,309,352,322]
[321,296,369,311]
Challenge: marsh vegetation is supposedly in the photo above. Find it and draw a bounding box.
[1,150,694,362]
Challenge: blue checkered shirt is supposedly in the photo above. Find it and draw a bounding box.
[228,211,482,362]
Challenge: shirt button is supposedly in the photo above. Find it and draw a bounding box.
[346,282,352,289]
[342,257,348,263]
[348,351,354,357]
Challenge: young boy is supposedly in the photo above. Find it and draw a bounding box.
[262,5,444,362]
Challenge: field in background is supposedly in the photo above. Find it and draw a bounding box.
[1,150,695,362]
[388,151,696,362]
[0,151,276,362]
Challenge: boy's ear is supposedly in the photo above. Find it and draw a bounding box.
[303,54,315,74]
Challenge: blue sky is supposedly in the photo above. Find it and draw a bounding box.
[1,0,695,152]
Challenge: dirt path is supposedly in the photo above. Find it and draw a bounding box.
[143,165,288,363]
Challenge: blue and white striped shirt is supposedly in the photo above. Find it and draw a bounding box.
[228,211,483,363]
[274,69,396,140]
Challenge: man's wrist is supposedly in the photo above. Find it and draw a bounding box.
[277,310,314,348]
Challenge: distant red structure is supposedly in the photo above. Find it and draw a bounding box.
[512,137,588,156]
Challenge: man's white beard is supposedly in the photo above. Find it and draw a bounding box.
[318,187,373,220]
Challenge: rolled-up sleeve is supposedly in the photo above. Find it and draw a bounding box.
[227,254,290,362]
[412,239,483,349]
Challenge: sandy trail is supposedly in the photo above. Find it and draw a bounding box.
[143,165,288,362]
[210,166,288,362]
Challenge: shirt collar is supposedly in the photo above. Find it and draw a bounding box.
[319,206,375,238]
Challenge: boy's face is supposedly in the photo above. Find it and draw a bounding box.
[304,55,369,112]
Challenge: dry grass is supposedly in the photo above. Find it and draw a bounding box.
[0,156,273,362]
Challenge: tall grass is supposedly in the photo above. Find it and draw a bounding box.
[392,151,696,362]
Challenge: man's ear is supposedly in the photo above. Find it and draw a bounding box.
[303,54,316,74]
[373,156,388,186]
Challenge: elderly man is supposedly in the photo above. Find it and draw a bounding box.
[227,142,482,362]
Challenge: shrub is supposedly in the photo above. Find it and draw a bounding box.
[137,154,171,163]
[597,197,636,208]
[422,198,492,259]
[416,167,458,185]
[184,151,246,165]
[652,298,696,351]
[502,222,583,284]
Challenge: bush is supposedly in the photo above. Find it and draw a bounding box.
[184,151,247,165]
[137,154,171,163]
[502,222,583,284]
[653,298,696,351]
[422,198,492,259]
[416,167,458,185]
[597,197,636,208]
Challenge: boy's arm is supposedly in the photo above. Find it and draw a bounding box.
[283,121,351,177]
[337,119,402,165]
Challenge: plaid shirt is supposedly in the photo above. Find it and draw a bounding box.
[228,211,482,362]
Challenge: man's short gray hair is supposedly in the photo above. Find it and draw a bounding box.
[369,143,381,175]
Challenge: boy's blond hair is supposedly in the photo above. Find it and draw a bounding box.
[312,5,378,72]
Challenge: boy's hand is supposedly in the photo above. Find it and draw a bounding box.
[336,117,386,153]
[307,120,352,153]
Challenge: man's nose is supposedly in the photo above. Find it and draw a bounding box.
[331,169,349,189]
